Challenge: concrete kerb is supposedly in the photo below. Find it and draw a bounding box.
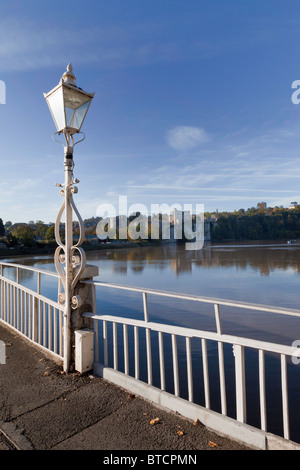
[94,362,300,451]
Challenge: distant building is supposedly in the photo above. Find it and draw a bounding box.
[289,202,297,210]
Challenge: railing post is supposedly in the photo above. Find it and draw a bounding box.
[72,265,99,373]
[233,344,246,423]
[281,354,290,440]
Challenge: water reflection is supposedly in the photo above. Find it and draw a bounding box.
[87,242,300,278]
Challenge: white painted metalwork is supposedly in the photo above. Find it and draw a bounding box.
[82,279,300,445]
[0,262,64,361]
[1,262,300,446]
[44,64,94,372]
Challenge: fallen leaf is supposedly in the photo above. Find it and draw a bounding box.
[127,394,135,400]
[193,418,202,428]
[177,430,184,436]
[208,441,218,448]
[43,371,51,376]
[150,417,160,425]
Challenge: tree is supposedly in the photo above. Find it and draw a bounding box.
[45,225,55,241]
[35,221,48,238]
[0,218,5,236]
[12,224,35,246]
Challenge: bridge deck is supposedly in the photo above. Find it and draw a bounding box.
[0,322,251,452]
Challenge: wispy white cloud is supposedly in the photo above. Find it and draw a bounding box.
[113,118,300,212]
[0,17,217,74]
[166,126,211,152]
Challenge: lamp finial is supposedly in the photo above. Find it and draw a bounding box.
[62,63,76,86]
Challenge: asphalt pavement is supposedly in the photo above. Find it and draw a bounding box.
[0,322,253,455]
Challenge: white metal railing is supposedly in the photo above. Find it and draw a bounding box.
[83,280,300,445]
[1,260,300,446]
[0,262,64,361]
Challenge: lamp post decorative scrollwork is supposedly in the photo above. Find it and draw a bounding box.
[44,64,94,372]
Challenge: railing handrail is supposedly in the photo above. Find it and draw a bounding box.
[0,261,59,279]
[2,262,299,318]
[83,311,296,357]
[0,274,63,311]
[84,280,300,318]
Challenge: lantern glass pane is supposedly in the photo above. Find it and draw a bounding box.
[46,87,65,131]
[63,87,90,109]
[65,106,75,127]
[73,101,90,130]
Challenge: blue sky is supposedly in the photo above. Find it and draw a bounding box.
[1,0,300,224]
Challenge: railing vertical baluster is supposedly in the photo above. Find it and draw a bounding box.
[21,290,24,334]
[172,334,179,397]
[10,283,13,325]
[38,299,42,345]
[215,303,227,415]
[4,281,7,323]
[53,307,57,354]
[123,324,129,375]
[59,308,63,357]
[13,286,16,328]
[92,284,97,313]
[103,320,108,366]
[17,287,20,331]
[3,280,5,321]
[259,349,267,431]
[134,326,139,379]
[143,292,152,385]
[234,344,246,423]
[113,322,118,370]
[186,336,193,402]
[43,301,46,347]
[201,338,210,408]
[158,331,165,391]
[94,319,99,363]
[37,272,41,295]
[20,290,23,333]
[8,283,11,325]
[11,282,13,326]
[29,294,32,339]
[281,354,290,440]
[25,292,29,337]
[30,294,33,339]
[48,305,53,352]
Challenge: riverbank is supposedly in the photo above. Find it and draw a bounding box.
[0,239,163,259]
[1,237,295,261]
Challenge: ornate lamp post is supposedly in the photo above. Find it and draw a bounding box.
[44,64,94,372]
